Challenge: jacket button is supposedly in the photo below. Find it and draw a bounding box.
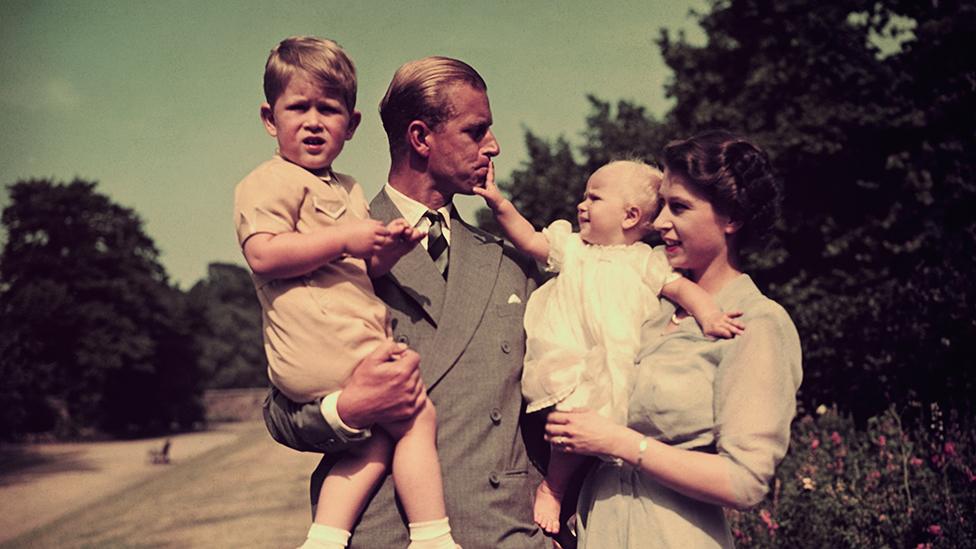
[490,408,502,424]
[395,334,409,345]
[489,472,500,487]
[501,341,511,354]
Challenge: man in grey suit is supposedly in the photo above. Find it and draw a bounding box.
[264,56,552,548]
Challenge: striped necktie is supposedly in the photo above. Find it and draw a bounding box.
[424,210,449,278]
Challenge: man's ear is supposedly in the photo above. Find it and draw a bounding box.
[407,120,432,157]
[622,205,641,230]
[345,110,362,140]
[260,103,277,137]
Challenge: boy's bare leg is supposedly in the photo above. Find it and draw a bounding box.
[534,448,585,535]
[383,400,456,548]
[312,433,393,531]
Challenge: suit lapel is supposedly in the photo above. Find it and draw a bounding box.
[424,213,502,390]
[370,189,446,326]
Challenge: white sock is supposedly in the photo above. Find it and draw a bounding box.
[298,523,350,549]
[407,517,457,549]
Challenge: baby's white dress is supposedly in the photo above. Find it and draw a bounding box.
[521,220,679,424]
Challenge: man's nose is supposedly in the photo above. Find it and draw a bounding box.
[483,130,500,156]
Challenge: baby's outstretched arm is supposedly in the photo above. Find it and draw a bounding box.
[369,219,426,277]
[243,219,392,280]
[472,162,550,263]
[661,277,745,338]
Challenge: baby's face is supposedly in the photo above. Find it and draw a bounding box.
[261,71,359,174]
[576,164,631,246]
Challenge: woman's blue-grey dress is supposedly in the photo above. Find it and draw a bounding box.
[576,275,802,548]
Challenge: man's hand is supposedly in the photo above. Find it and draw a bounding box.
[472,161,506,211]
[700,310,745,339]
[336,339,427,429]
[342,219,393,259]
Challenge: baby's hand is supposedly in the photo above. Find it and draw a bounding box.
[701,310,745,339]
[343,219,391,259]
[471,161,505,210]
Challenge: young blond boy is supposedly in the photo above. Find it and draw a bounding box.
[234,37,457,549]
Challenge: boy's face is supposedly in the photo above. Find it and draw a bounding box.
[261,71,360,173]
[577,164,631,246]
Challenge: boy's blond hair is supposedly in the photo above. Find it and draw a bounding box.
[264,36,357,113]
[609,159,664,236]
[379,56,487,156]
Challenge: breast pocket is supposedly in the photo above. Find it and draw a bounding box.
[496,302,525,318]
[313,195,347,220]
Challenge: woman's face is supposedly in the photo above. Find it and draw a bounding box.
[653,170,736,278]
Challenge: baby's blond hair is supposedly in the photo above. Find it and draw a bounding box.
[605,159,663,236]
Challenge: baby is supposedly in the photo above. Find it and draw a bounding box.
[475,159,743,534]
[234,37,456,549]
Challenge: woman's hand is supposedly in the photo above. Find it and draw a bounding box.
[545,408,637,459]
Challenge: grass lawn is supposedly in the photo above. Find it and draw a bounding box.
[2,422,322,548]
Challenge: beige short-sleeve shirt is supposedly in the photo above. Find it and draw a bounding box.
[234,155,389,402]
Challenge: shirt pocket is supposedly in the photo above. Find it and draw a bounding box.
[313,195,347,220]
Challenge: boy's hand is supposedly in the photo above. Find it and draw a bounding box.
[700,310,745,339]
[472,161,505,210]
[343,219,392,259]
[369,218,426,276]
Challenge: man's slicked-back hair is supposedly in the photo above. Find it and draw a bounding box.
[264,36,357,113]
[379,56,487,156]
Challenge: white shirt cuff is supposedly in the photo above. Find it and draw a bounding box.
[320,390,371,442]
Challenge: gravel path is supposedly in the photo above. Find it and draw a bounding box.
[0,423,248,543]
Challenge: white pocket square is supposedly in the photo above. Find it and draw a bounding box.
[507,293,522,304]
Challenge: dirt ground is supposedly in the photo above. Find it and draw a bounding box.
[0,422,248,544]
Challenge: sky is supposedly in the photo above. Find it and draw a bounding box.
[0,0,705,288]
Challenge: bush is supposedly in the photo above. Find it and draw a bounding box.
[728,405,976,547]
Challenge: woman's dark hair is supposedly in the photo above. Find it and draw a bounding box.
[661,130,782,249]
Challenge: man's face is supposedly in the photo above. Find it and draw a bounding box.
[425,84,500,197]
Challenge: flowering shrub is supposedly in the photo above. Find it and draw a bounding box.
[727,404,976,547]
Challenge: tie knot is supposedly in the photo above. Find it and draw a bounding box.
[424,210,444,225]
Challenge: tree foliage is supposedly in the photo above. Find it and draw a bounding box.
[0,179,203,438]
[187,262,266,389]
[483,0,976,420]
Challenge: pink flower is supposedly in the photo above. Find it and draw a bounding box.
[944,442,956,456]
[910,456,924,467]
[877,435,887,446]
[830,431,843,445]
[916,544,932,549]
[869,470,882,480]
[928,524,942,536]
[759,509,779,533]
[811,438,821,449]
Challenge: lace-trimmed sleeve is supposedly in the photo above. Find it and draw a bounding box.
[542,219,574,273]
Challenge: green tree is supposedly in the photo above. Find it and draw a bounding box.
[0,179,203,438]
[186,262,266,389]
[483,0,976,420]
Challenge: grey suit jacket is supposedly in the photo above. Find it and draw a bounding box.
[264,189,549,549]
